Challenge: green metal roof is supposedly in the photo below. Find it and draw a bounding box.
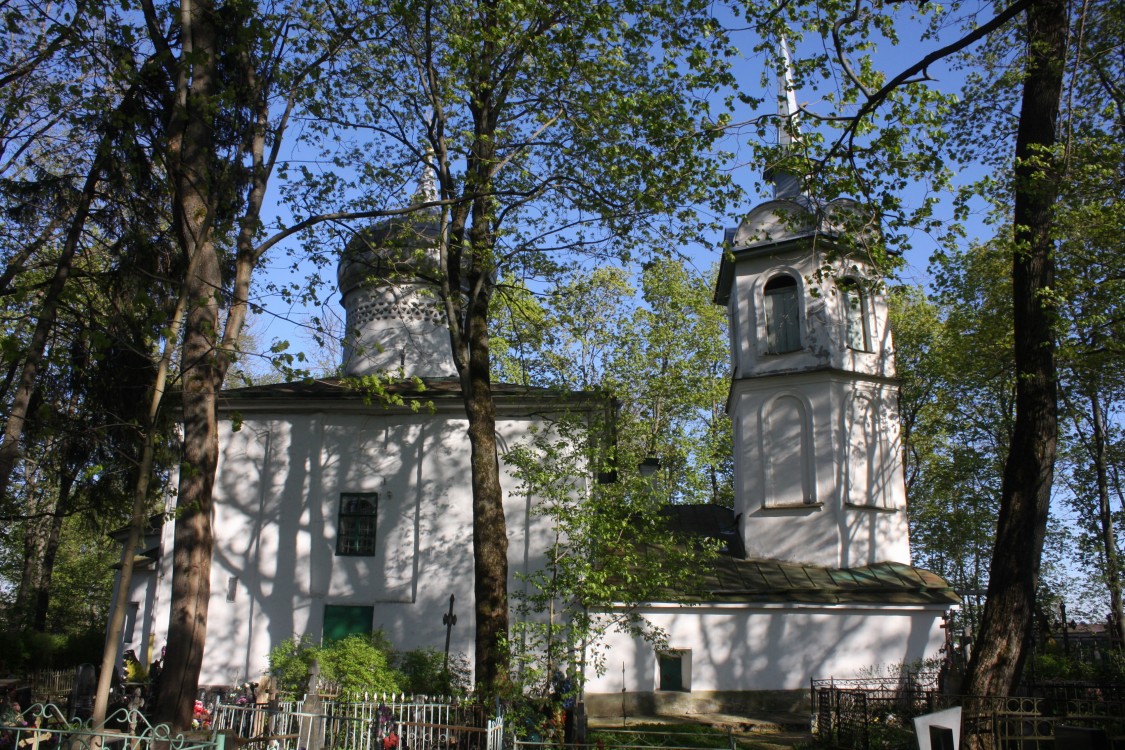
[681,556,960,606]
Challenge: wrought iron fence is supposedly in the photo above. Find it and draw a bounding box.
[811,672,942,714]
[208,697,501,750]
[812,672,942,750]
[2,698,503,750]
[0,703,222,750]
[813,687,1125,750]
[26,670,76,706]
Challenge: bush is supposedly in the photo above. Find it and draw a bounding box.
[268,636,321,694]
[268,633,403,695]
[1030,644,1125,683]
[268,634,477,698]
[1,628,106,672]
[397,647,470,696]
[320,634,402,694]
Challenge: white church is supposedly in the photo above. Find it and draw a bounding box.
[114,137,957,715]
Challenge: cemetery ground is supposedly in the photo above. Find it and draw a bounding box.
[586,712,812,750]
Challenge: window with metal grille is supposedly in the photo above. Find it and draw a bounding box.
[337,492,378,556]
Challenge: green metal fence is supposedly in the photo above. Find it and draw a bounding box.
[0,703,224,750]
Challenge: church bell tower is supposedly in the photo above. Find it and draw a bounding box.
[714,42,911,569]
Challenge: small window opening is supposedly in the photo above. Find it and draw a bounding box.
[764,275,801,353]
[657,650,690,692]
[840,279,871,352]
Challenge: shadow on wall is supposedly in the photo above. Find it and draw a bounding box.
[589,604,940,715]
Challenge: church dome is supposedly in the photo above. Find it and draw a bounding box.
[336,206,455,379]
[338,209,443,296]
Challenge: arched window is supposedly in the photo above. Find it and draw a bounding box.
[764,275,801,353]
[840,278,871,352]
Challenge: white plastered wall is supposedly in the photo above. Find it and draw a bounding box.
[730,373,911,569]
[148,405,559,686]
[725,244,895,382]
[583,602,947,695]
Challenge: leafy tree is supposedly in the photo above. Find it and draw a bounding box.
[495,261,732,508]
[287,0,740,694]
[1046,0,1125,643]
[2,0,376,726]
[0,5,182,652]
[136,0,414,727]
[890,279,1009,633]
[504,413,718,698]
[490,260,729,698]
[606,260,732,507]
[396,647,471,696]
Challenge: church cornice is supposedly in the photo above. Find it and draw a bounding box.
[213,377,610,418]
[729,364,900,386]
[724,365,900,414]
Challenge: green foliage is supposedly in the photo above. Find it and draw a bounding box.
[267,636,320,694]
[1028,644,1125,683]
[268,634,404,696]
[0,627,106,671]
[396,647,471,696]
[269,634,475,697]
[608,260,733,508]
[889,264,1012,630]
[738,0,966,266]
[318,634,403,695]
[285,0,742,312]
[504,411,719,696]
[494,261,733,508]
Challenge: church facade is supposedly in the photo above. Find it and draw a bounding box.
[114,180,956,713]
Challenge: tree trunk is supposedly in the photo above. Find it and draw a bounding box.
[455,188,510,694]
[462,290,509,694]
[31,466,72,630]
[155,252,221,730]
[94,432,161,727]
[1089,391,1124,648]
[0,153,104,501]
[13,463,49,626]
[93,269,188,728]
[443,0,511,694]
[961,0,1066,700]
[153,0,220,728]
[10,436,71,631]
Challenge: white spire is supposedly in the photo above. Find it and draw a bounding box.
[772,32,803,199]
[777,34,800,148]
[415,145,439,205]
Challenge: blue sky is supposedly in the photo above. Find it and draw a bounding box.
[241,3,1002,374]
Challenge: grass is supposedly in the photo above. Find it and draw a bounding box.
[591,723,737,748]
[588,722,811,750]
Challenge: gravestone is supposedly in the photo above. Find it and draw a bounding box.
[1056,725,1110,750]
[913,707,962,750]
[68,665,96,721]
